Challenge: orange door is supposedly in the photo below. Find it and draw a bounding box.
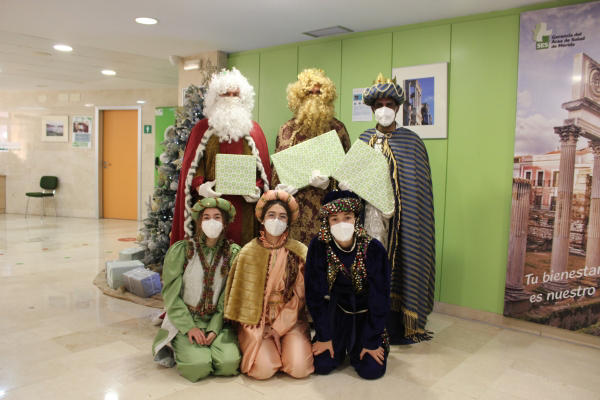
[102,110,138,220]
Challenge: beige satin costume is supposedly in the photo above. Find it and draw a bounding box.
[225,232,314,380]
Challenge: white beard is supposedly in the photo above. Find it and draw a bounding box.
[205,97,253,143]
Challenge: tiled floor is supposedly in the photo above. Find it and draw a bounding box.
[1,214,599,400]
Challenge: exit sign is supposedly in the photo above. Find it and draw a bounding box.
[144,125,152,134]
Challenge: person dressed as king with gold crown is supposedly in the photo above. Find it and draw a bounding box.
[340,74,436,345]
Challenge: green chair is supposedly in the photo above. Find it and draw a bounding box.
[25,176,58,218]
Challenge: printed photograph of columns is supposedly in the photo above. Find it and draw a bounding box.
[586,141,600,285]
[543,125,581,292]
[504,178,533,316]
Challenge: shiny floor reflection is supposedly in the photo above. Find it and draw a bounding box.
[0,214,599,400]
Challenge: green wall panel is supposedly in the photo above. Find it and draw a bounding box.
[441,16,519,313]
[392,25,452,302]
[297,41,342,116]
[340,33,393,143]
[228,53,260,122]
[393,25,451,67]
[258,48,298,153]
[425,141,449,302]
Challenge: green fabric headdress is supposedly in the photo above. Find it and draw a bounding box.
[191,198,236,221]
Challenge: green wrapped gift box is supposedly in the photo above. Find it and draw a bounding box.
[215,154,257,195]
[106,260,145,290]
[119,247,146,261]
[271,130,345,189]
[332,140,395,214]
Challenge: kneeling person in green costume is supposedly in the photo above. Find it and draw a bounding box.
[152,197,242,382]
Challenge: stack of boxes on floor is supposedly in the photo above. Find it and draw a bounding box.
[106,247,162,298]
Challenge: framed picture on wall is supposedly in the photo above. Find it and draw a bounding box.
[72,116,92,148]
[41,116,69,142]
[392,62,448,139]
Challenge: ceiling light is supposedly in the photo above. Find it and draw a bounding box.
[54,45,73,52]
[135,17,158,25]
[303,26,353,38]
[104,391,119,400]
[102,70,116,76]
[85,104,94,107]
[137,100,145,104]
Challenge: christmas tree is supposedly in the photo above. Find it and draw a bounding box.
[138,84,206,267]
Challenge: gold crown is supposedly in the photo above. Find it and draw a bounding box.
[373,73,396,85]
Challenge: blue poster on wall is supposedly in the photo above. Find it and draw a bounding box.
[505,1,600,336]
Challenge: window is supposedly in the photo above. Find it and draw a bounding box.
[552,171,559,187]
[525,171,532,180]
[537,171,544,187]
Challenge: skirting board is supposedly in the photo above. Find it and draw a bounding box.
[433,301,600,350]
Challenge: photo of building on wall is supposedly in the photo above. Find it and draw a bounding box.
[505,2,600,336]
[402,76,434,126]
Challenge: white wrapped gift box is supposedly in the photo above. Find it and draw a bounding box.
[119,247,146,261]
[215,154,257,196]
[123,267,162,298]
[106,260,144,290]
[332,139,396,214]
[271,130,346,189]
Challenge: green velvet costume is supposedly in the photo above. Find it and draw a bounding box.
[152,237,242,382]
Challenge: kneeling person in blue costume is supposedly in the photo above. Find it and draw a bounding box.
[305,191,390,380]
[152,198,242,382]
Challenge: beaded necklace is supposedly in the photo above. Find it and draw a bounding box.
[333,237,356,253]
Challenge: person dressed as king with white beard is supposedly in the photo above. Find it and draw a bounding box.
[171,68,271,247]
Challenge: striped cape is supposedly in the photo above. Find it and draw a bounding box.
[360,128,435,343]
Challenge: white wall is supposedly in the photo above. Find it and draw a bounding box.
[0,88,178,218]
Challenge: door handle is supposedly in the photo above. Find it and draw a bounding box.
[103,161,111,169]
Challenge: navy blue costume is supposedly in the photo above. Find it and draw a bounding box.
[305,236,390,379]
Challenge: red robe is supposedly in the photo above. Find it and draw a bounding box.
[170,118,271,246]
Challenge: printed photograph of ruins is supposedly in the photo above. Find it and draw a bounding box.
[505,3,600,336]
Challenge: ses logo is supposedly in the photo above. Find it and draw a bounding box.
[533,22,552,50]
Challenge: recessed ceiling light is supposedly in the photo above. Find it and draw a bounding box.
[104,391,119,400]
[54,44,73,52]
[85,103,94,107]
[32,52,52,57]
[303,26,353,38]
[135,17,158,25]
[102,70,116,75]
[137,100,145,104]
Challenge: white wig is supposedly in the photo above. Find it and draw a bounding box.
[182,67,268,239]
[204,67,255,117]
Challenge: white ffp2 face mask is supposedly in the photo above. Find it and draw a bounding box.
[330,222,355,242]
[374,107,396,127]
[264,218,287,237]
[202,219,224,239]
